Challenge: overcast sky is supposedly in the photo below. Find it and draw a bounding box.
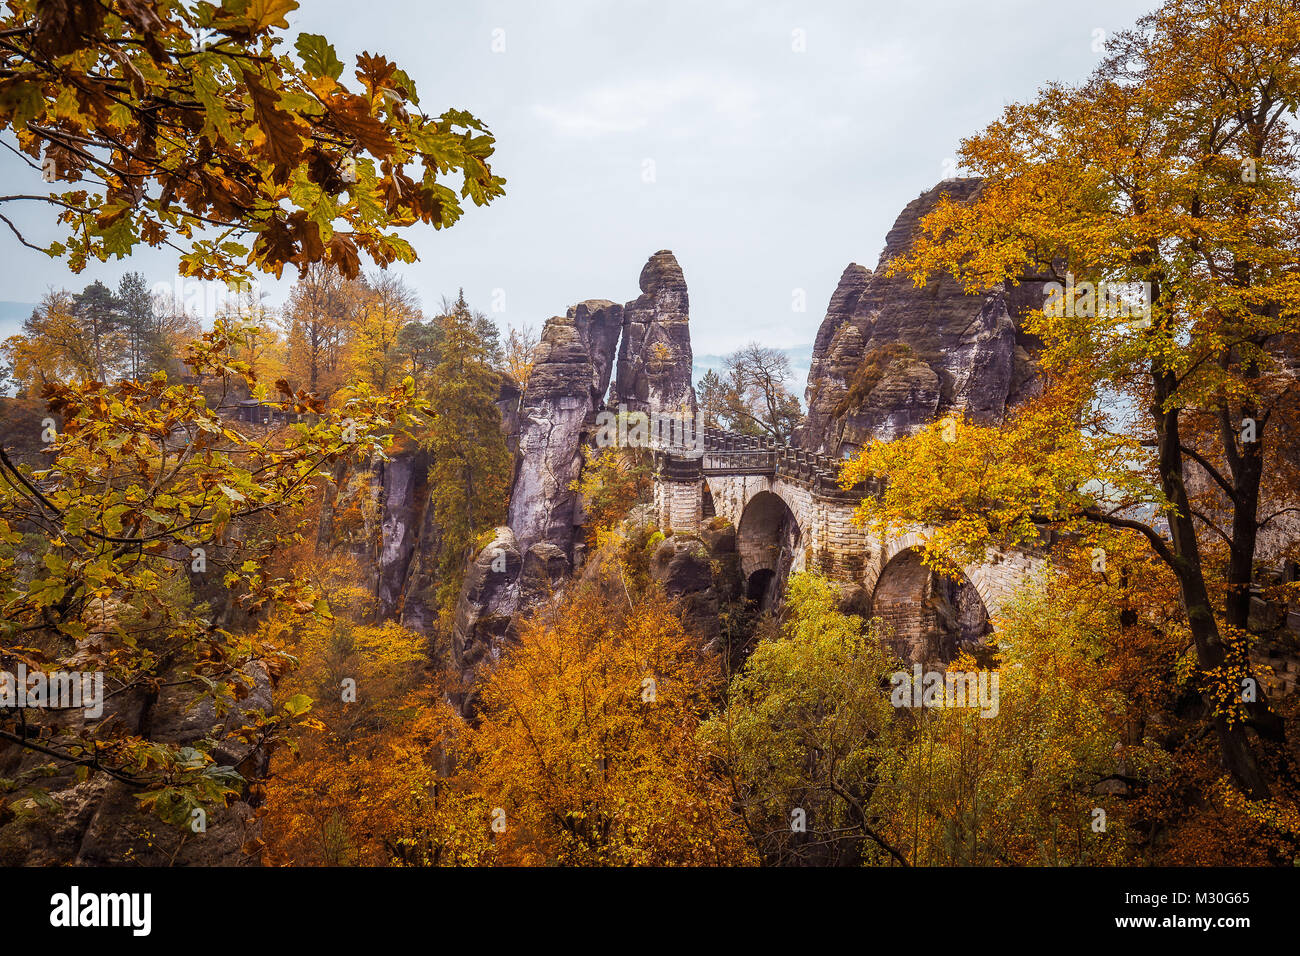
[0,0,1154,356]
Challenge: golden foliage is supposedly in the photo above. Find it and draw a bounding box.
[466,567,755,865]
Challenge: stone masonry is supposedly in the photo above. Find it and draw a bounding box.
[656,427,1046,662]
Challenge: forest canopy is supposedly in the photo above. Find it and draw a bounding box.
[1,0,1299,874]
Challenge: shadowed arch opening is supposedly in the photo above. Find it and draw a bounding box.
[871,548,992,666]
[737,491,801,610]
[746,568,776,601]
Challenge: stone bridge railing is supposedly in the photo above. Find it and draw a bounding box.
[698,427,876,498]
[653,426,881,538]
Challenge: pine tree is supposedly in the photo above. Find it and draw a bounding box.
[116,272,155,379]
[426,291,511,623]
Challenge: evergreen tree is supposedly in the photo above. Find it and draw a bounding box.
[70,280,128,381]
[426,291,512,624]
[116,271,156,379]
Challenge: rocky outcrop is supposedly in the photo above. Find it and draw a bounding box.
[805,262,871,396]
[615,250,696,415]
[451,526,523,709]
[374,437,431,621]
[507,299,623,558]
[449,253,704,708]
[496,373,523,470]
[650,536,716,631]
[797,179,1044,456]
[648,523,746,649]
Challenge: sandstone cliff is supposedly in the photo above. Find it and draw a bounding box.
[449,252,698,705]
[796,179,1044,457]
[507,299,623,558]
[615,250,696,415]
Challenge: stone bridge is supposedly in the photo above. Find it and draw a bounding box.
[652,428,1046,664]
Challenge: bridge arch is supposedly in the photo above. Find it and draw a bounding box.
[690,430,1046,625]
[876,531,1006,620]
[736,490,802,610]
[871,544,993,666]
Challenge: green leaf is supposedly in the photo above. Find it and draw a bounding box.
[295,33,343,81]
[193,68,236,145]
[0,82,45,128]
[282,693,313,718]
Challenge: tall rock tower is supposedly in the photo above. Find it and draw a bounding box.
[614,250,697,416]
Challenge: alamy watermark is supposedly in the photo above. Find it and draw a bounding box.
[890,664,999,718]
[1044,274,1151,326]
[0,664,104,718]
[50,886,150,936]
[151,275,262,322]
[593,404,706,453]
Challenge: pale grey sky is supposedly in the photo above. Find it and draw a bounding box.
[0,0,1154,355]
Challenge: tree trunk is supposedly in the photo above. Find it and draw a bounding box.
[1153,371,1273,799]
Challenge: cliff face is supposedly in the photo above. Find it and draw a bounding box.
[615,250,696,415]
[797,179,1044,456]
[374,440,432,622]
[495,250,697,568]
[507,299,623,558]
[448,252,698,707]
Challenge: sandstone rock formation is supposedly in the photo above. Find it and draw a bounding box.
[615,250,696,415]
[451,525,522,710]
[650,536,717,631]
[804,262,871,396]
[450,253,699,709]
[507,299,623,558]
[374,438,431,621]
[496,374,523,469]
[797,179,1044,457]
[648,523,746,651]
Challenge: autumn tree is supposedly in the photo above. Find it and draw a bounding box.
[851,0,1300,803]
[282,262,362,396]
[703,573,908,866]
[259,556,494,866]
[467,559,755,865]
[0,276,178,392]
[215,286,285,387]
[144,286,203,380]
[349,272,422,391]
[0,0,504,857]
[0,0,503,279]
[503,323,539,386]
[572,444,653,541]
[879,540,1298,865]
[2,292,88,391]
[0,320,422,844]
[875,573,1141,867]
[698,344,803,442]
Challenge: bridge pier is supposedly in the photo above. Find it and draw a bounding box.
[653,451,704,535]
